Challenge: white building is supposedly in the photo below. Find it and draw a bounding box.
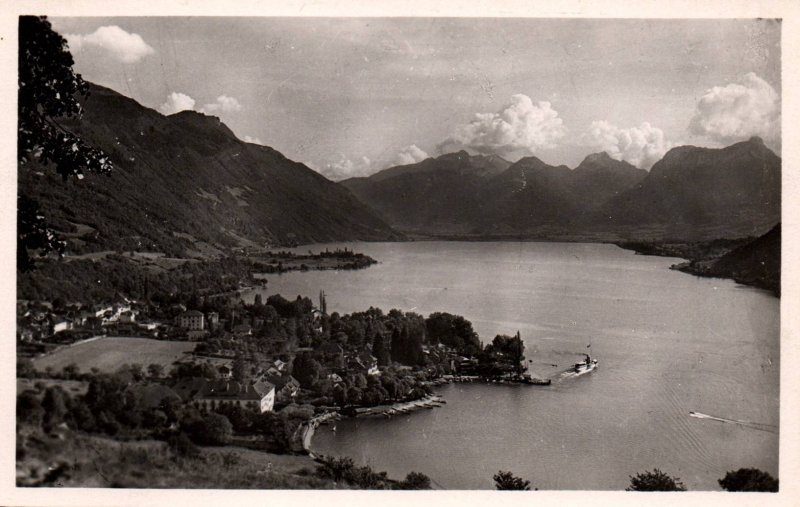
[179,310,205,330]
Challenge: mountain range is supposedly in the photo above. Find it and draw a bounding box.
[21,83,781,257]
[342,138,780,240]
[19,83,401,257]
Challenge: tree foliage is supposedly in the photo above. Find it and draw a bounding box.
[291,351,321,389]
[184,413,233,446]
[493,470,531,490]
[426,312,482,355]
[626,469,686,491]
[18,16,112,178]
[395,471,432,490]
[718,468,778,492]
[18,16,113,271]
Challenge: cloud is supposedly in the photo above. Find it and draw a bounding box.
[581,121,672,169]
[392,145,429,166]
[438,94,566,157]
[158,92,196,115]
[158,92,245,117]
[66,25,154,63]
[200,95,243,114]
[319,155,373,181]
[243,135,264,145]
[689,73,780,147]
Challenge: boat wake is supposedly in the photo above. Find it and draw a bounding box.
[558,368,593,380]
[689,411,778,434]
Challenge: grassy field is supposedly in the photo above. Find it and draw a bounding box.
[32,337,196,375]
[17,426,332,488]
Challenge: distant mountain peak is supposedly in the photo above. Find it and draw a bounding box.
[583,151,615,163]
[513,155,551,168]
[438,150,471,161]
[573,152,642,177]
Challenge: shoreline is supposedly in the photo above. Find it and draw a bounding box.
[302,374,553,455]
[301,394,446,455]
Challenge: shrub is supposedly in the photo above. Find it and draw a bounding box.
[718,468,778,492]
[627,469,686,491]
[167,432,200,459]
[184,413,233,446]
[395,471,432,490]
[17,390,44,427]
[493,470,531,490]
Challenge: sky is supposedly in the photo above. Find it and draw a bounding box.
[50,17,782,180]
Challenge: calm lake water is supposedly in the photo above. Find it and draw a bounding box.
[248,241,779,490]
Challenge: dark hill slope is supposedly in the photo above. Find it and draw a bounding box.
[20,83,400,255]
[343,149,647,236]
[599,137,780,238]
[474,153,647,234]
[341,151,511,234]
[473,157,579,234]
[695,223,781,294]
[570,152,648,210]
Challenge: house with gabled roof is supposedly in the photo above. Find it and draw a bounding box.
[172,377,275,413]
[261,373,301,402]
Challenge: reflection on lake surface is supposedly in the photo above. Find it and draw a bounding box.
[249,241,779,490]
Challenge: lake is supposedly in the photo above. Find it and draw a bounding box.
[247,241,779,490]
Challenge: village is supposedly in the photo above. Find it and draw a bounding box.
[17,282,537,466]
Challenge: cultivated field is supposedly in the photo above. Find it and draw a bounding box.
[32,337,196,375]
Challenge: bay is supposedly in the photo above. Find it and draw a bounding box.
[247,241,779,490]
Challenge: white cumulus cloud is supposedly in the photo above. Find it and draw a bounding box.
[438,94,566,157]
[243,135,264,145]
[200,95,243,114]
[582,121,672,169]
[392,144,429,166]
[319,155,373,181]
[66,25,154,63]
[158,92,196,115]
[158,92,245,117]
[689,72,780,147]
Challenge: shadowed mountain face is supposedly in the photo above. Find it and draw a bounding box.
[19,83,401,255]
[342,150,649,236]
[342,138,779,240]
[341,151,512,234]
[598,137,781,238]
[669,223,781,295]
[706,223,781,294]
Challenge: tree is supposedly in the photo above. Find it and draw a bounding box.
[395,471,432,490]
[147,363,164,379]
[426,312,482,355]
[493,470,531,490]
[372,331,391,366]
[718,468,778,492]
[62,363,80,379]
[42,386,69,431]
[17,390,44,427]
[487,332,526,373]
[185,413,233,446]
[291,351,321,389]
[167,432,200,459]
[18,16,113,271]
[626,469,686,491]
[232,357,249,382]
[17,359,37,379]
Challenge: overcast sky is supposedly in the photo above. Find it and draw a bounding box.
[50,17,781,180]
